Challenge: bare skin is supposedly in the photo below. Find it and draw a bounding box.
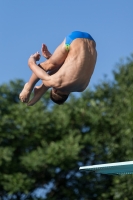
[19,74,39,103]
[41,43,52,59]
[26,44,52,105]
[19,44,52,103]
[20,37,97,105]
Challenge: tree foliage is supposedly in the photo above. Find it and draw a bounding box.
[0,55,133,200]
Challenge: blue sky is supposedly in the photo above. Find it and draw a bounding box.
[0,0,133,89]
[0,1,133,197]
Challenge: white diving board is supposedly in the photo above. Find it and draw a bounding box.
[79,161,133,175]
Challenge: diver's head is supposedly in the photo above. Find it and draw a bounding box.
[50,89,69,105]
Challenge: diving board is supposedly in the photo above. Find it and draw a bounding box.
[79,161,133,175]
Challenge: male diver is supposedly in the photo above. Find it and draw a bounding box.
[19,31,97,105]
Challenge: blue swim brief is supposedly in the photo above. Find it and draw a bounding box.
[65,31,94,51]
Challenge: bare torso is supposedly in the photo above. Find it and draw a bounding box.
[53,38,97,93]
[19,34,97,105]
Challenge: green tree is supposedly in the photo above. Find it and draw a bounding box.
[0,55,133,200]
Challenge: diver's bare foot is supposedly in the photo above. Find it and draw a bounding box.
[41,44,52,59]
[28,52,41,66]
[27,83,49,106]
[19,83,33,103]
